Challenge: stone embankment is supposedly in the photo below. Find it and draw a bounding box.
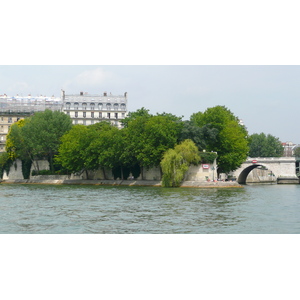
[1,178,242,188]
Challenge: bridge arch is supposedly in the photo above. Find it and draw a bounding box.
[237,164,276,184]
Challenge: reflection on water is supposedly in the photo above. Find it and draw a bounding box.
[0,183,299,233]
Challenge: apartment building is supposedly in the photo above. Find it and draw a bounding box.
[0,94,63,152]
[61,90,127,128]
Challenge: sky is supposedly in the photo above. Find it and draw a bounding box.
[1,65,300,143]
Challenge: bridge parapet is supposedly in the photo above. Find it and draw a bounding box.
[245,157,296,164]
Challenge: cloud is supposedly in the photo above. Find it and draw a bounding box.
[63,68,113,92]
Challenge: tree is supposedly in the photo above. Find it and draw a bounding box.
[190,106,249,174]
[0,152,12,179]
[161,139,200,187]
[6,119,30,162]
[179,120,218,151]
[13,110,73,172]
[56,124,99,177]
[249,133,284,157]
[294,146,300,157]
[125,114,182,177]
[56,121,117,179]
[121,107,151,128]
[85,123,126,179]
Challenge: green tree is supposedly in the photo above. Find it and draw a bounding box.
[85,123,125,179]
[294,146,300,157]
[56,124,97,177]
[56,121,116,179]
[161,139,200,187]
[125,114,182,177]
[0,152,12,179]
[190,106,249,174]
[6,119,28,160]
[10,110,73,172]
[179,120,218,151]
[121,107,151,128]
[249,133,283,157]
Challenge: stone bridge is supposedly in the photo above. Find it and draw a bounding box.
[231,157,299,184]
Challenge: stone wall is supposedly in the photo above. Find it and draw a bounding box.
[3,159,217,183]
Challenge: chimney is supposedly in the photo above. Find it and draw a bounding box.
[80,91,83,96]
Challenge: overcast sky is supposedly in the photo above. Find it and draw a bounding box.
[0,65,299,143]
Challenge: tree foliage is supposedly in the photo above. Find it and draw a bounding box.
[55,124,92,175]
[125,113,183,171]
[6,110,72,173]
[248,133,283,157]
[179,120,218,151]
[5,105,259,183]
[6,119,30,161]
[294,147,300,157]
[0,152,12,178]
[161,139,200,187]
[190,106,249,174]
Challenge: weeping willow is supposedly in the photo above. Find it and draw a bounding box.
[161,139,200,187]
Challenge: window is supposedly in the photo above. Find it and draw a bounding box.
[99,112,102,118]
[8,117,12,123]
[115,113,118,119]
[66,102,71,110]
[74,102,79,110]
[90,103,95,110]
[106,103,111,111]
[75,112,78,118]
[82,103,87,110]
[83,112,86,118]
[114,103,119,111]
[107,113,110,119]
[91,112,94,118]
[98,103,103,110]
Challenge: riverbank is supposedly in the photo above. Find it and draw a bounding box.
[1,178,242,188]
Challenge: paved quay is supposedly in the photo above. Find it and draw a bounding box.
[1,179,242,188]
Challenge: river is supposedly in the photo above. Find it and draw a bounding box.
[0,183,299,233]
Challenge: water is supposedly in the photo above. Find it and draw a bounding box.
[0,183,300,233]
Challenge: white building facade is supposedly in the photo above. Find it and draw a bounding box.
[61,90,128,128]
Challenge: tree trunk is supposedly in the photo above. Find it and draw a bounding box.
[121,166,124,180]
[103,167,107,180]
[141,166,144,180]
